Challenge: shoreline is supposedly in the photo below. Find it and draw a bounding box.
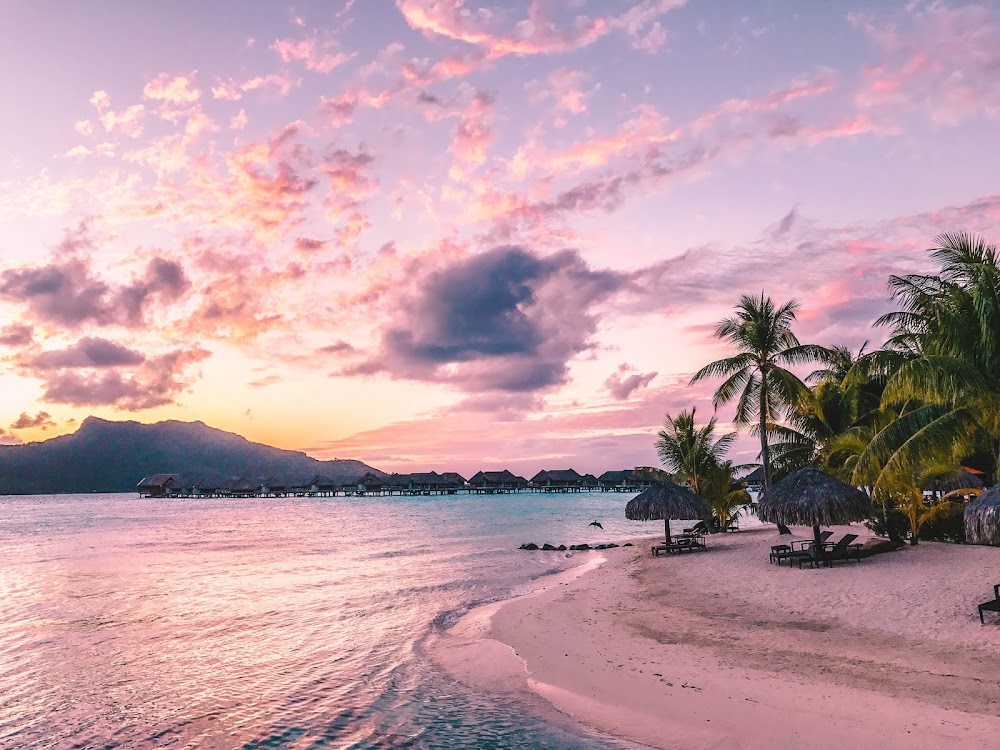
[433,528,1000,750]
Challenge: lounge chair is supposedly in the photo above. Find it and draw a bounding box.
[682,520,709,535]
[652,533,707,556]
[797,533,860,568]
[770,531,833,565]
[979,585,1000,624]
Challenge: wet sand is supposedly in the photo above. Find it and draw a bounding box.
[433,527,1000,749]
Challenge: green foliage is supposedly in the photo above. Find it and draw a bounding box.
[690,293,829,489]
[857,233,1000,493]
[699,460,751,531]
[864,504,910,541]
[919,501,967,544]
[655,408,733,494]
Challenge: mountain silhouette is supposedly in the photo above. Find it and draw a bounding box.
[0,417,381,495]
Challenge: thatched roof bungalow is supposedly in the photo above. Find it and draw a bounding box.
[440,472,467,487]
[581,473,599,488]
[965,484,1000,546]
[469,470,521,489]
[137,473,179,497]
[740,467,765,490]
[927,467,986,496]
[598,470,634,488]
[227,477,258,496]
[530,469,583,487]
[357,472,385,492]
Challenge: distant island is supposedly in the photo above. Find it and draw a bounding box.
[0,416,381,495]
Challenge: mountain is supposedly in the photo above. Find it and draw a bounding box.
[0,417,382,495]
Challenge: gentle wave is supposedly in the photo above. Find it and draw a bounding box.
[0,491,664,748]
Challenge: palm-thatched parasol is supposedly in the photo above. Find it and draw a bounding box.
[929,468,985,497]
[965,483,1000,546]
[757,467,872,554]
[625,481,713,543]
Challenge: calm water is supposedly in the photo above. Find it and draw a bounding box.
[0,491,673,749]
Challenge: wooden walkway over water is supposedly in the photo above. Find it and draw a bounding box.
[141,484,650,499]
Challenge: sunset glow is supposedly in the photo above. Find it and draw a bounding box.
[1,1,999,474]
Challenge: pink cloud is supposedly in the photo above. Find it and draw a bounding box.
[89,90,111,112]
[851,3,1000,125]
[396,0,609,56]
[37,346,210,410]
[99,104,146,137]
[143,73,202,104]
[211,73,297,101]
[605,363,658,400]
[448,89,494,178]
[230,108,248,130]
[271,37,354,73]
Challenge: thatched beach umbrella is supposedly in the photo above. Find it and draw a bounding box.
[965,484,1000,546]
[625,481,712,543]
[757,467,871,554]
[930,468,985,497]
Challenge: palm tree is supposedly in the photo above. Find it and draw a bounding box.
[858,233,1000,491]
[655,407,733,494]
[699,460,752,531]
[690,293,830,490]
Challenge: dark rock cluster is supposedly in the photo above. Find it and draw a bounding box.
[519,542,631,551]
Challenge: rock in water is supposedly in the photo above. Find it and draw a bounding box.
[519,543,539,550]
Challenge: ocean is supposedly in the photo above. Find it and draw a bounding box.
[0,490,687,749]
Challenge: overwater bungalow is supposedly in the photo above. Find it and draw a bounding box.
[195,479,221,497]
[741,467,765,493]
[597,470,633,491]
[227,477,259,497]
[262,477,292,496]
[440,472,467,488]
[308,474,338,496]
[356,472,386,494]
[137,474,179,498]
[530,469,584,490]
[581,473,599,489]
[469,470,522,493]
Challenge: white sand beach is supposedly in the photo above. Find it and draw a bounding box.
[433,527,1000,750]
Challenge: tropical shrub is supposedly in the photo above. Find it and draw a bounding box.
[918,501,967,543]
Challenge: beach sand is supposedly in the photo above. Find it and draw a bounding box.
[432,527,1000,749]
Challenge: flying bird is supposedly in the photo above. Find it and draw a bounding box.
[588,521,603,529]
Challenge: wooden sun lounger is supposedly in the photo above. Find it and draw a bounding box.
[652,533,707,556]
[797,533,861,568]
[770,531,833,566]
[979,585,1000,624]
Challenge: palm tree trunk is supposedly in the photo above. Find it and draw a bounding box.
[759,369,790,534]
[759,370,772,490]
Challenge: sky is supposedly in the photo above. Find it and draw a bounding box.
[0,0,999,476]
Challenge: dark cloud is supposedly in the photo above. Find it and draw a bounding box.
[118,258,190,324]
[38,347,209,410]
[0,237,190,329]
[0,324,33,346]
[0,256,113,328]
[0,428,23,446]
[605,364,658,400]
[319,340,355,354]
[295,237,327,253]
[10,411,56,430]
[347,245,627,393]
[31,337,146,369]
